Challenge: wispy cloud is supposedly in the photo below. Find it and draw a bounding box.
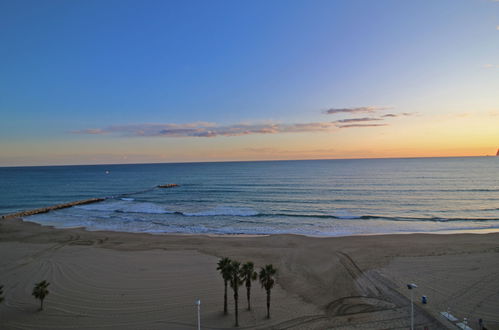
[484,64,499,69]
[334,117,383,123]
[337,123,388,129]
[77,129,108,134]
[381,112,414,118]
[73,106,414,138]
[72,118,397,138]
[73,121,341,138]
[324,106,393,115]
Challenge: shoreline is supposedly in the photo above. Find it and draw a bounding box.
[4,188,499,239]
[1,216,499,329]
[17,214,499,238]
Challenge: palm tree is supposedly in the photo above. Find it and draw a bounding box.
[259,264,277,319]
[32,280,50,311]
[217,257,232,315]
[241,261,257,311]
[229,260,243,327]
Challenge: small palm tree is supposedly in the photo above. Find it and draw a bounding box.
[0,285,4,303]
[32,280,50,311]
[217,257,232,315]
[259,264,277,319]
[241,261,257,310]
[229,260,243,327]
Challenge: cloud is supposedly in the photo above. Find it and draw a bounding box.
[73,117,398,139]
[74,129,107,134]
[484,64,499,69]
[73,106,415,139]
[324,106,393,115]
[334,117,383,123]
[73,121,342,138]
[337,123,388,129]
[381,112,414,118]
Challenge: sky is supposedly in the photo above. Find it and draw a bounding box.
[0,0,498,166]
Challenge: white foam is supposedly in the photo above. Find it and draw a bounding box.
[28,202,499,237]
[120,197,135,201]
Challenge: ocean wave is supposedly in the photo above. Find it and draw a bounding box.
[183,206,259,217]
[26,209,499,237]
[333,210,360,219]
[73,200,499,223]
[251,213,499,222]
[169,209,499,222]
[436,188,499,192]
[76,201,173,214]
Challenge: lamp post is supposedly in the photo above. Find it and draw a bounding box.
[407,283,418,330]
[195,299,201,330]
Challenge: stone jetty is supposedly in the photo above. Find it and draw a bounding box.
[1,198,105,220]
[1,183,180,220]
[157,184,179,188]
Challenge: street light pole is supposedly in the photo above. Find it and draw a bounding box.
[196,299,201,330]
[410,289,414,330]
[407,283,418,330]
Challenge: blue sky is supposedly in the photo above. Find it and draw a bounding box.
[1,0,498,165]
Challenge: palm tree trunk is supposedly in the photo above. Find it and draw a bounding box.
[246,285,251,310]
[40,298,44,311]
[234,290,239,327]
[223,280,228,315]
[266,289,271,319]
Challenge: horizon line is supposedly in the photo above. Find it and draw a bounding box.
[0,154,494,168]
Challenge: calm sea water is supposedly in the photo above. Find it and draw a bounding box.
[1,157,499,236]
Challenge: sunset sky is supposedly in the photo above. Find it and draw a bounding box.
[1,0,498,166]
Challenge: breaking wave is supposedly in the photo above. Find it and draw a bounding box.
[74,200,499,222]
[183,206,259,217]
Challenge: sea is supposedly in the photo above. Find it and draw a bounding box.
[1,157,499,237]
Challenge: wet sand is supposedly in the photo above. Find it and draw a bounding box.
[1,217,498,329]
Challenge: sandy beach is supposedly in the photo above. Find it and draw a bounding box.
[1,218,498,329]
